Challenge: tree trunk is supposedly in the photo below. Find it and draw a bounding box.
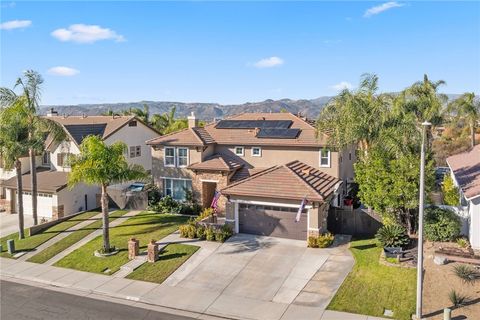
[30,149,38,225]
[101,184,110,252]
[471,123,476,148]
[15,160,25,239]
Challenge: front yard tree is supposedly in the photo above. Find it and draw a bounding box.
[68,135,147,253]
[0,98,32,239]
[448,92,479,148]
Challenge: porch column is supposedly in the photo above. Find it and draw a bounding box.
[234,201,239,233]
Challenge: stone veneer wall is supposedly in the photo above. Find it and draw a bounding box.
[191,171,231,214]
[52,205,64,220]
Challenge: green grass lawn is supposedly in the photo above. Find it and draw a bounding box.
[27,210,127,264]
[0,210,100,258]
[126,243,199,283]
[327,238,416,320]
[54,212,189,275]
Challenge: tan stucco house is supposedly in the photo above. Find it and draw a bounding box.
[148,112,356,240]
[1,110,159,220]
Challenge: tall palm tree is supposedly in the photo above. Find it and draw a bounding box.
[448,92,479,147]
[68,135,147,253]
[0,70,64,225]
[0,98,31,239]
[151,106,181,134]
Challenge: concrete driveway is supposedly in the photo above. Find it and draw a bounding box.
[0,213,35,237]
[148,233,355,320]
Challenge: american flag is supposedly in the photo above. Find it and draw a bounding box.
[295,197,308,222]
[210,190,221,214]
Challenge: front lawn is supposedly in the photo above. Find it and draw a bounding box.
[0,210,100,258]
[126,243,199,283]
[54,212,188,275]
[327,238,416,320]
[27,210,127,264]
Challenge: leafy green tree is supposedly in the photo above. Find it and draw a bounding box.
[151,106,191,134]
[122,104,150,123]
[355,148,434,234]
[0,70,65,225]
[68,136,148,253]
[448,92,479,148]
[0,99,31,239]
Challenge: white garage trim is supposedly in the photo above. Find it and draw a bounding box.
[200,179,219,183]
[229,199,313,209]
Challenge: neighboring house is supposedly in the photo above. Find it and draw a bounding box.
[1,109,159,220]
[148,112,356,240]
[446,144,480,250]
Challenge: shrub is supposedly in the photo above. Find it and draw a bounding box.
[186,224,197,239]
[179,203,202,216]
[196,225,206,240]
[205,226,215,241]
[375,224,409,248]
[147,184,162,206]
[456,237,470,248]
[317,233,335,248]
[424,207,461,242]
[215,225,233,242]
[196,208,214,222]
[307,236,318,248]
[453,264,480,285]
[179,224,189,238]
[442,175,460,206]
[448,289,470,308]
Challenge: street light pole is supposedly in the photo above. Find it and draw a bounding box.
[416,121,431,320]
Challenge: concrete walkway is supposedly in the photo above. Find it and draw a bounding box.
[0,213,35,237]
[44,210,141,266]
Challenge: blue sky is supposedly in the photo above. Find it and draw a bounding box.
[1,1,479,105]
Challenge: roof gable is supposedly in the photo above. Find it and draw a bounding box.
[447,145,480,200]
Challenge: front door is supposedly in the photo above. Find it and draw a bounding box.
[202,182,217,208]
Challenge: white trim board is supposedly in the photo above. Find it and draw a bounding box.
[229,199,313,209]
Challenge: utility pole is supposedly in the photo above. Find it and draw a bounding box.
[416,121,431,320]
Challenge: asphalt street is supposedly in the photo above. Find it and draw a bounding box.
[0,280,196,320]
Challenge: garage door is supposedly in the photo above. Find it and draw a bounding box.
[238,203,308,240]
[17,192,54,218]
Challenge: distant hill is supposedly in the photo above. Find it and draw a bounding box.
[40,97,334,120]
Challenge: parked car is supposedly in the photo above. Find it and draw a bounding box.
[435,167,450,186]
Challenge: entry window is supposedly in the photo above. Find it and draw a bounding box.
[42,152,51,165]
[320,149,330,167]
[252,147,262,157]
[177,148,188,167]
[164,147,175,167]
[57,153,72,167]
[234,146,244,156]
[164,178,192,201]
[130,146,141,158]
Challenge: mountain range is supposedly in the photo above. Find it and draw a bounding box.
[40,97,334,120]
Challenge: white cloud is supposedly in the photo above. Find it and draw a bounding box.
[51,24,125,44]
[0,20,31,30]
[254,56,284,68]
[47,66,80,77]
[330,81,353,91]
[364,2,404,18]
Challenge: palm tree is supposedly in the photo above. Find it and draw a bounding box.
[0,70,64,225]
[316,73,393,154]
[150,106,188,134]
[68,135,147,253]
[0,98,31,239]
[448,92,479,147]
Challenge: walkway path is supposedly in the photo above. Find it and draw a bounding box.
[17,211,105,261]
[44,210,141,266]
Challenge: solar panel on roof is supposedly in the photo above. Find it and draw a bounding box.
[215,120,292,129]
[64,124,107,145]
[256,128,301,139]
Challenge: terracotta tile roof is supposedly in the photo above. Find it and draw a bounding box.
[146,128,206,147]
[188,154,243,172]
[447,144,480,200]
[2,168,68,193]
[147,112,329,147]
[221,160,341,202]
[45,115,159,147]
[230,167,268,182]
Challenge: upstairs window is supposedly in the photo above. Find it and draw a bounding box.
[252,147,262,157]
[320,149,330,167]
[136,146,141,157]
[57,153,72,167]
[164,147,175,167]
[129,120,137,127]
[42,152,51,165]
[234,146,244,156]
[177,148,188,167]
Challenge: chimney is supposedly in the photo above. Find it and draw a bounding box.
[46,108,58,117]
[188,112,198,128]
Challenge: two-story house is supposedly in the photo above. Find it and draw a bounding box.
[147,112,356,241]
[1,109,159,220]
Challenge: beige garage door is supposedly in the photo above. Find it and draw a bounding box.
[238,203,308,240]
